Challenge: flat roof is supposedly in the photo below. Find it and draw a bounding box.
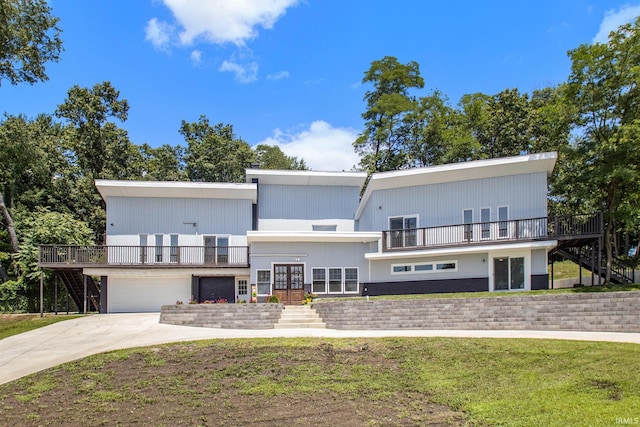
[245,169,368,187]
[95,180,257,202]
[355,152,557,219]
[247,231,380,243]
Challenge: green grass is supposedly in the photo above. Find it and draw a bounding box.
[1,338,639,426]
[549,260,581,279]
[317,281,640,303]
[0,314,83,340]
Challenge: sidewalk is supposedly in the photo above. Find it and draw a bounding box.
[1,313,639,385]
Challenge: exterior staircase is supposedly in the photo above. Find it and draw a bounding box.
[55,269,100,312]
[274,305,326,329]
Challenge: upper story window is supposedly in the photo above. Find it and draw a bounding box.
[389,215,418,248]
[312,224,337,231]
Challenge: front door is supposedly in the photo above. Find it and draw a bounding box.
[273,264,305,304]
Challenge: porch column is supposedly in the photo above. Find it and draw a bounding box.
[39,270,44,318]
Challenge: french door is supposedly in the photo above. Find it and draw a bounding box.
[493,257,525,290]
[273,264,305,304]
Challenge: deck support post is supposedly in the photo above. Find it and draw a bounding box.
[54,275,58,315]
[83,274,87,314]
[39,270,44,318]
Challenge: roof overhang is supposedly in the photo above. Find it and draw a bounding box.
[95,180,257,202]
[245,169,367,187]
[247,231,381,244]
[365,240,558,261]
[355,152,557,219]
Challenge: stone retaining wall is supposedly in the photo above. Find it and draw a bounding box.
[312,291,640,332]
[160,304,284,329]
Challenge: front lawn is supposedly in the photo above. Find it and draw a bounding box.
[0,314,83,340]
[0,338,638,426]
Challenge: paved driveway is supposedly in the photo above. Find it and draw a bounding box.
[1,313,639,385]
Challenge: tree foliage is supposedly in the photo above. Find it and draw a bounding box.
[563,17,640,280]
[181,115,255,183]
[354,56,425,173]
[254,144,307,170]
[0,0,63,86]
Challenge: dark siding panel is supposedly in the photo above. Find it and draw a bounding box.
[362,278,489,295]
[531,274,549,290]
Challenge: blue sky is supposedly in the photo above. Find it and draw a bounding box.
[1,1,639,170]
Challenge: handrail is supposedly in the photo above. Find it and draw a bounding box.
[39,245,250,268]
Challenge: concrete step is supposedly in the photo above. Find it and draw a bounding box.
[275,305,326,329]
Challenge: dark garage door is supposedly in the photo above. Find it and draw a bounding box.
[197,277,235,303]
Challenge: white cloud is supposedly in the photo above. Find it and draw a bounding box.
[258,121,360,171]
[219,60,258,83]
[144,18,174,51]
[593,4,640,43]
[266,71,290,80]
[152,0,299,47]
[190,50,202,64]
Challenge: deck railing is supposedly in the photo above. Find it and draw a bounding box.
[39,245,250,268]
[382,214,602,252]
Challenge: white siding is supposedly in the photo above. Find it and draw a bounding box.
[258,219,355,232]
[106,197,253,236]
[358,172,548,231]
[258,184,360,220]
[368,253,488,283]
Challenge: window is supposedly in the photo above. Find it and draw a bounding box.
[494,257,525,290]
[392,260,457,274]
[170,234,178,263]
[237,279,248,295]
[481,208,490,239]
[344,268,359,293]
[204,236,229,264]
[329,268,342,293]
[257,270,271,295]
[155,234,163,262]
[312,224,337,231]
[312,268,327,293]
[436,262,457,271]
[139,234,148,263]
[463,209,473,240]
[498,206,509,238]
[389,215,418,248]
[393,265,412,273]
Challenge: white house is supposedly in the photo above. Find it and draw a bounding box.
[40,152,584,313]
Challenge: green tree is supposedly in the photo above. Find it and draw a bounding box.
[564,17,640,282]
[136,143,187,181]
[55,81,131,179]
[354,56,424,173]
[254,144,307,170]
[181,115,255,182]
[0,0,63,86]
[7,208,93,312]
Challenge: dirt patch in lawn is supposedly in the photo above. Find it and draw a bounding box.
[0,339,466,426]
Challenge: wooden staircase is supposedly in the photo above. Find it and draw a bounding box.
[55,269,100,312]
[554,245,634,285]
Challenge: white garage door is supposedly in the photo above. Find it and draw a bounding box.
[108,276,191,313]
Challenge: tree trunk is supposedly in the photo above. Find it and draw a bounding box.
[0,190,19,253]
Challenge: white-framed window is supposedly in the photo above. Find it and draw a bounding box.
[237,279,248,296]
[155,234,163,262]
[312,268,327,294]
[170,234,178,263]
[256,270,271,295]
[391,260,458,275]
[498,206,509,238]
[389,215,419,248]
[480,208,491,239]
[344,268,359,293]
[463,209,473,240]
[328,268,342,293]
[312,267,359,294]
[312,224,337,231]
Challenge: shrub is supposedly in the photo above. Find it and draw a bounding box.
[266,295,280,303]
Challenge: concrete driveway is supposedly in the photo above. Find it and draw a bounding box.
[1,313,640,385]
